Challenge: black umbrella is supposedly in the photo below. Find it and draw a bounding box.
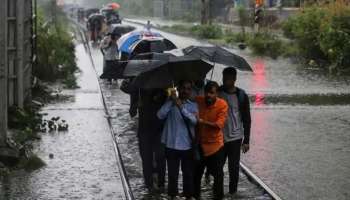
[110,24,135,36]
[130,39,177,56]
[183,45,253,71]
[88,13,105,22]
[99,60,126,80]
[130,55,213,89]
[129,52,176,60]
[100,52,175,79]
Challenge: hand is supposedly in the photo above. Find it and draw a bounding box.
[174,98,182,107]
[242,144,250,153]
[196,114,203,124]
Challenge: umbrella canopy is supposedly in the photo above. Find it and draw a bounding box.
[128,38,177,56]
[85,8,100,18]
[110,24,136,36]
[88,13,105,22]
[130,56,213,89]
[129,52,176,60]
[100,52,176,79]
[117,31,164,53]
[107,2,120,10]
[183,45,252,71]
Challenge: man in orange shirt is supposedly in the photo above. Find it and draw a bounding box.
[194,81,228,200]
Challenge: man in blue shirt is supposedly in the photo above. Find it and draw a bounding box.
[157,80,198,199]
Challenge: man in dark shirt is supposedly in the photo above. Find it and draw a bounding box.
[129,88,167,192]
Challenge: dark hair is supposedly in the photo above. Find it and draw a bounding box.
[178,80,193,88]
[222,67,237,79]
[204,81,219,92]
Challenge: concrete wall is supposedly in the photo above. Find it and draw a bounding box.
[0,0,34,145]
[0,0,8,146]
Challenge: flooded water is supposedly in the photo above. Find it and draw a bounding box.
[0,44,126,200]
[122,20,350,200]
[1,18,349,200]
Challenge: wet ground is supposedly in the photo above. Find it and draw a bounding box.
[0,44,126,200]
[121,20,350,200]
[1,18,349,200]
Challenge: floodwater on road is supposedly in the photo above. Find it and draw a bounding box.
[122,21,350,200]
[0,44,126,200]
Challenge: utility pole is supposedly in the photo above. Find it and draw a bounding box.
[0,0,8,147]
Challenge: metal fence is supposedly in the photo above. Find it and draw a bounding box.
[0,0,35,145]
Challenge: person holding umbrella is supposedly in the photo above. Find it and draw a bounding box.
[118,52,214,196]
[100,32,121,83]
[157,80,198,199]
[129,88,167,193]
[219,67,251,196]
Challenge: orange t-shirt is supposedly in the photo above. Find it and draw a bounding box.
[196,96,228,157]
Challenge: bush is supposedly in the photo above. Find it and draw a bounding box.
[282,7,327,60]
[190,24,223,39]
[282,2,350,69]
[225,32,249,44]
[8,106,42,132]
[35,6,78,88]
[319,14,350,68]
[248,33,283,59]
[8,105,43,145]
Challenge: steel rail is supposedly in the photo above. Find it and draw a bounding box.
[240,162,283,200]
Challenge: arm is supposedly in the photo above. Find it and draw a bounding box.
[198,102,228,129]
[157,100,173,120]
[241,93,251,145]
[180,103,198,125]
[129,91,139,117]
[100,36,111,49]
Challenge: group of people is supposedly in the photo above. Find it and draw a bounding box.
[126,67,251,200]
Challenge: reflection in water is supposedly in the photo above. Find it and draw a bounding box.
[247,59,273,176]
[251,59,268,107]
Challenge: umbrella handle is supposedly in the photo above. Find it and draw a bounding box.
[100,48,105,56]
[210,62,216,80]
[209,51,218,80]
